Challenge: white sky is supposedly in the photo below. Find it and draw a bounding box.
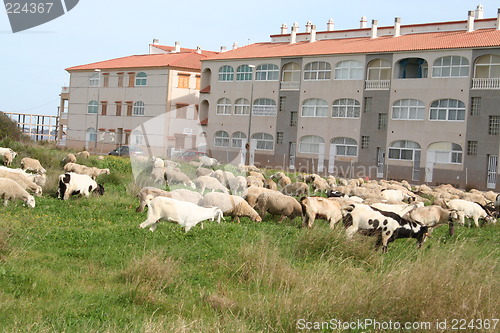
[0,1,498,116]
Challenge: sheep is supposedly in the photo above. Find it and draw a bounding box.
[381,189,412,203]
[255,191,302,223]
[237,164,259,173]
[196,167,213,177]
[229,176,247,195]
[446,199,496,227]
[62,153,77,164]
[248,171,265,182]
[263,178,278,191]
[152,157,165,168]
[404,205,461,236]
[246,176,264,188]
[201,192,261,223]
[0,147,17,166]
[311,177,330,193]
[135,187,203,212]
[300,196,343,229]
[370,202,424,218]
[165,169,196,189]
[194,176,229,194]
[281,182,309,197]
[270,172,292,188]
[0,178,35,208]
[326,175,337,188]
[0,169,42,196]
[64,162,109,180]
[20,157,46,174]
[139,196,223,232]
[243,186,277,208]
[199,156,219,168]
[57,172,104,200]
[0,166,46,187]
[210,169,235,187]
[76,151,90,159]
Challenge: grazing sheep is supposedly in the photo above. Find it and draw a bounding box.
[76,151,90,159]
[194,176,229,194]
[202,192,262,223]
[311,177,331,193]
[255,191,302,223]
[281,182,309,197]
[196,167,213,177]
[0,166,47,188]
[263,178,278,191]
[404,205,461,236]
[20,157,46,174]
[300,196,343,229]
[62,153,77,164]
[57,172,104,200]
[64,162,109,180]
[270,172,292,188]
[211,169,235,187]
[139,196,223,232]
[2,151,13,166]
[237,164,259,173]
[0,178,35,208]
[381,189,412,203]
[152,157,165,168]
[135,187,203,212]
[199,156,219,168]
[248,171,265,182]
[0,169,42,196]
[326,175,337,188]
[446,199,496,227]
[229,176,247,195]
[165,169,196,189]
[246,176,264,188]
[243,186,277,208]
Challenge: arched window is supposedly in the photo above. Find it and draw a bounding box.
[334,60,363,80]
[216,98,232,115]
[367,59,391,80]
[131,130,144,145]
[234,98,250,115]
[231,131,247,148]
[214,131,229,147]
[135,72,147,86]
[253,98,276,116]
[133,101,145,116]
[392,99,425,120]
[474,54,500,78]
[331,137,358,156]
[89,72,100,87]
[388,140,421,161]
[299,135,325,154]
[428,142,462,164]
[86,127,97,142]
[256,64,279,81]
[236,65,253,81]
[301,98,328,117]
[282,62,301,82]
[218,65,234,81]
[304,61,331,80]
[397,58,428,78]
[87,100,98,114]
[332,98,361,118]
[252,133,274,151]
[429,99,465,121]
[433,56,469,78]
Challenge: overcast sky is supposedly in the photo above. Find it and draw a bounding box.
[1,1,498,116]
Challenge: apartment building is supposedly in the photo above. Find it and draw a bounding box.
[63,42,215,156]
[200,6,500,190]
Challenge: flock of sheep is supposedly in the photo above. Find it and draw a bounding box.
[0,146,498,252]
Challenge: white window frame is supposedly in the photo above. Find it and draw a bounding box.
[234,98,250,115]
[252,98,277,116]
[135,72,147,86]
[304,61,331,80]
[281,62,301,82]
[334,60,363,80]
[256,64,279,81]
[332,98,361,118]
[301,98,328,117]
[429,99,465,121]
[236,65,253,81]
[133,101,145,116]
[216,98,232,115]
[87,100,98,114]
[429,143,463,164]
[432,56,469,78]
[86,127,97,142]
[388,140,421,161]
[89,72,100,87]
[367,59,391,80]
[474,54,500,78]
[231,131,247,148]
[252,133,274,151]
[331,137,358,157]
[392,99,425,120]
[214,131,230,147]
[218,65,234,81]
[299,135,325,154]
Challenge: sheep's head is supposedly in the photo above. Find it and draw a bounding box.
[94,184,105,196]
[215,208,223,223]
[26,195,35,208]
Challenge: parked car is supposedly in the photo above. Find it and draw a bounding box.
[108,145,144,157]
[179,150,208,161]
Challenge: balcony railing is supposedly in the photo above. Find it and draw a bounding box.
[280,81,300,90]
[471,78,500,90]
[252,105,277,116]
[365,80,390,90]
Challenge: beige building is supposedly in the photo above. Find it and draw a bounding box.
[62,42,215,157]
[200,6,500,190]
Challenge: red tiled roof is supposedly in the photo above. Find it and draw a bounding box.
[150,44,219,57]
[199,85,211,93]
[204,28,500,61]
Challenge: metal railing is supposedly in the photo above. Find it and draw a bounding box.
[471,78,500,90]
[365,80,390,90]
[280,81,300,90]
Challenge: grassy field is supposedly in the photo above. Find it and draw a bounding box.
[0,141,498,332]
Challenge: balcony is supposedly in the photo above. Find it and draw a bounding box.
[252,105,277,116]
[365,80,390,90]
[280,81,300,90]
[471,78,500,90]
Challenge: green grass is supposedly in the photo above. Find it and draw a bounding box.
[0,142,498,332]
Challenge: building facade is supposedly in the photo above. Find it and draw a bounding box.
[200,7,500,190]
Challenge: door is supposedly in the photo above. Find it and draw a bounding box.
[377,148,385,178]
[289,142,296,170]
[317,143,325,173]
[413,150,421,181]
[487,155,498,189]
[425,151,435,183]
[328,144,336,174]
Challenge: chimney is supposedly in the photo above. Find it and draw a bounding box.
[327,18,334,31]
[371,19,378,39]
[360,16,367,28]
[280,23,288,34]
[196,46,201,54]
[220,46,227,53]
[173,41,181,53]
[475,4,484,19]
[233,42,238,50]
[305,20,312,33]
[152,38,159,44]
[394,17,401,37]
[497,8,500,30]
[290,22,298,44]
[310,25,316,43]
[467,10,475,32]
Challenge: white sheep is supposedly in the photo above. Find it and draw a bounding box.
[57,172,105,200]
[0,147,17,166]
[194,176,229,194]
[270,172,292,188]
[263,178,278,191]
[0,166,46,187]
[300,196,343,229]
[76,151,90,159]
[196,167,213,177]
[326,175,337,188]
[64,162,109,180]
[246,176,264,188]
[237,164,259,173]
[199,156,219,168]
[165,169,195,189]
[136,187,203,212]
[242,186,277,208]
[381,189,411,203]
[210,169,235,187]
[229,176,247,195]
[139,196,223,232]
[20,157,46,174]
[404,205,461,236]
[446,199,496,227]
[248,171,265,182]
[311,177,331,193]
[0,169,42,196]
[202,192,262,223]
[281,182,309,197]
[0,178,35,208]
[255,191,302,223]
[62,153,77,164]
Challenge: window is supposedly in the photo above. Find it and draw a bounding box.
[367,59,391,80]
[86,127,97,142]
[234,98,250,115]
[290,111,298,126]
[299,135,324,154]
[331,137,358,156]
[128,73,135,87]
[101,102,107,115]
[467,141,478,155]
[89,73,100,87]
[276,132,284,144]
[117,73,124,87]
[216,98,231,115]
[252,133,274,151]
[214,131,230,147]
[126,102,133,116]
[429,142,463,164]
[231,131,247,148]
[429,99,465,121]
[253,98,277,116]
[176,104,188,119]
[378,113,387,129]
[470,97,481,115]
[256,64,279,81]
[178,74,190,88]
[301,98,328,117]
[433,56,469,78]
[397,58,428,78]
[281,62,301,82]
[236,65,253,81]
[135,72,147,86]
[115,102,122,116]
[332,98,361,118]
[218,65,234,81]
[279,96,286,112]
[361,136,370,149]
[87,100,98,114]
[388,140,421,161]
[334,60,363,80]
[392,99,425,120]
[133,101,145,116]
[131,130,144,145]
[102,74,109,87]
[474,54,500,78]
[364,97,372,113]
[195,75,201,90]
[304,61,331,80]
[489,116,500,135]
